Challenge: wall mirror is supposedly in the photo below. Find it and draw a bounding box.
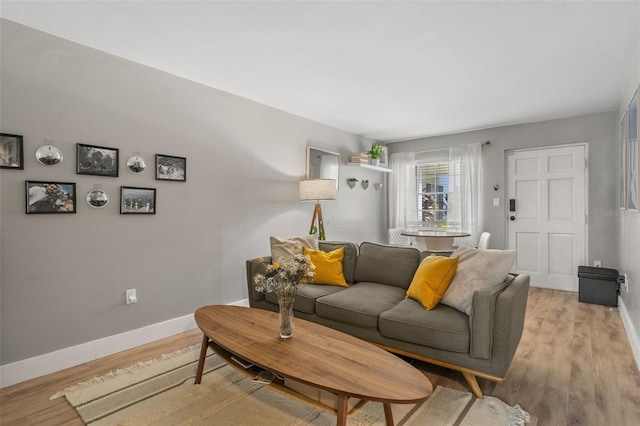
[306,146,340,190]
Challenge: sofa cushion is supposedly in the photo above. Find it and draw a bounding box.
[302,247,348,287]
[441,246,517,315]
[406,254,459,310]
[265,284,345,314]
[354,242,420,289]
[270,235,318,263]
[315,282,406,329]
[379,298,470,353]
[319,241,358,284]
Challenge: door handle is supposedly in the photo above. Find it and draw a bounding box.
[510,216,516,221]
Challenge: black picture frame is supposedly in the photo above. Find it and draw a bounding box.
[1,133,24,169]
[156,154,186,182]
[120,186,156,214]
[76,143,119,177]
[26,180,76,214]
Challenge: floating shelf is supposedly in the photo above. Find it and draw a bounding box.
[346,163,393,173]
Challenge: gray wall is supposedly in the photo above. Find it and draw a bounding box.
[616,23,640,352]
[0,20,387,365]
[388,112,618,267]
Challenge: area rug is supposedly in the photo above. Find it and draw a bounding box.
[51,345,531,425]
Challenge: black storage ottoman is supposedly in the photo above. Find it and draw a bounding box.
[577,266,621,307]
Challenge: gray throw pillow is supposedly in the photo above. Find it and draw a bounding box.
[440,246,517,315]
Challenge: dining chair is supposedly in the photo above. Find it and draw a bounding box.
[477,232,491,249]
[387,228,413,246]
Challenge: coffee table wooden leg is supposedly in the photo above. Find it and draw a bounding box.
[336,394,348,426]
[194,334,209,384]
[383,402,394,426]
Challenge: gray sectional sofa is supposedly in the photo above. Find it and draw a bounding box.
[246,241,530,398]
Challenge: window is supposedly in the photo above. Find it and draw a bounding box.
[389,144,480,246]
[416,162,450,225]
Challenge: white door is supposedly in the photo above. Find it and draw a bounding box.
[507,144,587,292]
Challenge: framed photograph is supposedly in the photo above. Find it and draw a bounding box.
[619,113,627,210]
[156,154,186,181]
[379,145,389,168]
[120,186,156,214]
[26,181,76,214]
[76,143,119,177]
[627,89,638,211]
[1,133,24,169]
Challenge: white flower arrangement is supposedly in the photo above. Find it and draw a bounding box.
[253,252,316,300]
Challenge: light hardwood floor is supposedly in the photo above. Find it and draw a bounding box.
[1,287,639,425]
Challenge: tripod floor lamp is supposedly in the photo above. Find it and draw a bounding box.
[299,179,336,240]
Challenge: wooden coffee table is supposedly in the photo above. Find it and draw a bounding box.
[194,305,433,426]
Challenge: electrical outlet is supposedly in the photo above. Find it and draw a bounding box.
[126,288,137,304]
[593,260,601,267]
[624,274,629,293]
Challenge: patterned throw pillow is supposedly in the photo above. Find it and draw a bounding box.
[269,235,319,264]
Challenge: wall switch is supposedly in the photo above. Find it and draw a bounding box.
[593,260,601,267]
[126,288,137,304]
[493,198,500,207]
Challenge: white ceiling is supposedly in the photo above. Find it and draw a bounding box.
[1,1,639,142]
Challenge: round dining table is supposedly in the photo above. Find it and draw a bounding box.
[400,230,470,251]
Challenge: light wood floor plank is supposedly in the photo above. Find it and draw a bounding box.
[1,289,639,426]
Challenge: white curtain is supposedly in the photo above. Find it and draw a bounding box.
[389,152,417,229]
[448,144,483,247]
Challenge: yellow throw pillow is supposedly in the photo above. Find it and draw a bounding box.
[406,255,459,310]
[302,247,348,287]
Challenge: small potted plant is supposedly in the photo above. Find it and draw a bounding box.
[347,177,359,189]
[368,143,383,166]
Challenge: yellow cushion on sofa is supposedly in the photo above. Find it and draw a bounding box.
[406,254,459,310]
[302,247,348,287]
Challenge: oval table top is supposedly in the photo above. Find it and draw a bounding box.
[400,230,471,238]
[195,305,433,404]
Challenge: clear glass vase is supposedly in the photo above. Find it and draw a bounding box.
[278,295,295,339]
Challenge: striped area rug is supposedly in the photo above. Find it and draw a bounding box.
[51,345,531,425]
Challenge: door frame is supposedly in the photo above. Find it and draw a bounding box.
[505,142,589,290]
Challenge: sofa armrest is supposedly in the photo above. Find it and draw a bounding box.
[469,273,530,369]
[490,273,529,376]
[246,256,272,306]
[469,276,513,359]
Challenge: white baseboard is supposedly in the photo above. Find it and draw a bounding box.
[619,297,640,372]
[0,299,249,389]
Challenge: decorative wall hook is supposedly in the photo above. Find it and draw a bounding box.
[361,180,369,190]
